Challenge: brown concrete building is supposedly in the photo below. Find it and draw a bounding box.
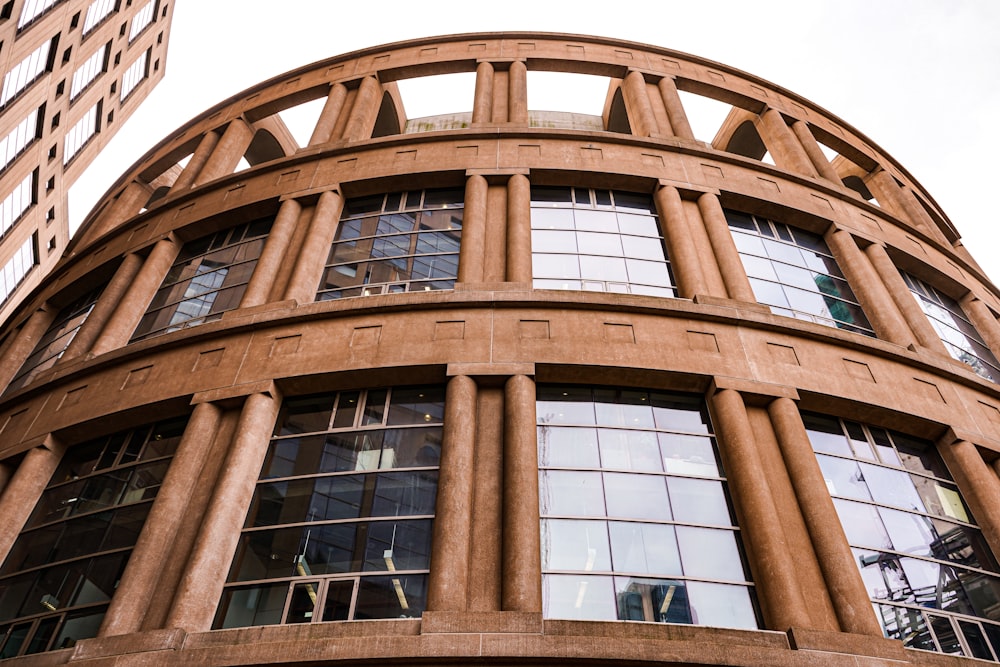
[0,0,173,325]
[1,32,1000,665]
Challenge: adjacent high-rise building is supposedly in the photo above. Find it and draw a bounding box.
[0,0,173,324]
[2,32,1000,666]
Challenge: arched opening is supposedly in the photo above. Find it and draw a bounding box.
[842,175,875,202]
[606,87,631,134]
[726,120,767,161]
[372,92,401,138]
[244,129,286,166]
[144,185,170,209]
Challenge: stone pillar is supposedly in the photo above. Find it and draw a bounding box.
[90,236,180,356]
[171,130,220,191]
[62,253,144,361]
[89,180,154,239]
[960,294,1000,363]
[193,119,255,187]
[937,435,1000,560]
[99,402,223,636]
[457,174,488,284]
[472,61,494,124]
[709,388,810,630]
[696,193,756,302]
[0,306,55,390]
[502,374,541,612]
[768,397,884,636]
[0,440,65,565]
[863,243,944,352]
[283,189,344,304]
[657,77,695,141]
[623,71,657,138]
[308,83,348,146]
[240,199,303,308]
[791,121,840,183]
[468,387,503,611]
[0,462,12,498]
[506,173,532,284]
[507,61,528,125]
[427,375,478,611]
[823,228,914,347]
[342,76,381,142]
[758,109,818,178]
[866,170,933,236]
[654,184,705,298]
[165,390,279,632]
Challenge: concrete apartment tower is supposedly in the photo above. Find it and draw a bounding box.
[1,32,1000,666]
[0,0,173,324]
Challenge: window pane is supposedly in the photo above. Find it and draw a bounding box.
[676,527,745,581]
[543,574,615,620]
[541,519,611,571]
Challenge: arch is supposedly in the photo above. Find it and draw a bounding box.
[244,129,286,166]
[606,87,631,134]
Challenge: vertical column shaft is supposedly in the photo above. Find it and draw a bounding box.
[171,130,220,191]
[867,170,932,235]
[165,391,279,632]
[62,253,144,361]
[506,173,532,283]
[0,442,65,565]
[342,76,382,142]
[193,119,255,187]
[240,199,303,308]
[657,77,695,140]
[89,180,154,238]
[467,387,503,610]
[759,109,818,178]
[472,61,494,124]
[710,388,811,630]
[0,306,55,389]
[864,243,944,351]
[427,375,478,611]
[99,402,223,636]
[938,438,1000,560]
[622,71,658,138]
[457,174,488,284]
[308,83,348,146]
[654,184,705,298]
[507,61,528,125]
[791,121,840,183]
[768,397,884,636]
[696,193,756,302]
[283,190,344,304]
[90,237,180,356]
[502,374,541,612]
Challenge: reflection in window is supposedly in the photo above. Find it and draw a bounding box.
[215,386,443,629]
[726,210,873,336]
[537,386,758,630]
[531,187,675,298]
[901,272,1000,383]
[317,190,462,300]
[131,218,271,341]
[0,418,186,658]
[804,413,1000,660]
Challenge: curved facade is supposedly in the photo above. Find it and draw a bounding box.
[1,32,1000,666]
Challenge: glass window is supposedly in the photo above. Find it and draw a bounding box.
[70,43,109,100]
[82,0,117,35]
[804,414,1000,660]
[0,108,42,174]
[0,171,36,241]
[726,210,874,336]
[215,386,443,629]
[901,271,1000,382]
[1,234,38,306]
[317,189,463,300]
[119,49,150,101]
[16,0,62,29]
[1,38,56,107]
[127,0,156,42]
[537,386,757,630]
[531,187,676,298]
[0,418,186,658]
[131,218,272,341]
[63,102,101,165]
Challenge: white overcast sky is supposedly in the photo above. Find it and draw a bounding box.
[70,0,1000,281]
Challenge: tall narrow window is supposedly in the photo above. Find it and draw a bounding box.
[0,171,36,240]
[0,418,186,658]
[726,210,874,336]
[901,272,1000,382]
[317,189,462,300]
[118,49,149,101]
[63,102,101,165]
[1,234,37,305]
[531,186,675,297]
[0,108,43,173]
[131,217,272,341]
[82,0,116,35]
[537,386,758,629]
[127,0,155,42]
[69,43,109,100]
[1,38,56,107]
[215,386,442,628]
[804,414,1000,660]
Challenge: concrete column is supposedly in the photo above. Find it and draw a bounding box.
[308,83,348,146]
[863,243,944,352]
[472,61,494,124]
[866,170,931,235]
[696,193,756,302]
[342,76,382,142]
[171,130,220,191]
[90,237,180,356]
[0,306,55,390]
[468,387,503,611]
[89,180,154,238]
[791,121,840,183]
[506,173,532,284]
[0,462,12,499]
[961,294,1000,362]
[657,77,695,141]
[507,61,528,125]
[427,375,478,612]
[99,402,223,636]
[622,71,657,138]
[938,437,1000,561]
[240,199,303,308]
[759,109,818,178]
[457,174,488,284]
[709,388,810,631]
[768,397,884,636]
[502,374,541,612]
[0,441,66,565]
[166,391,279,632]
[62,253,144,361]
[823,228,914,346]
[654,184,705,298]
[193,119,255,187]
[283,189,343,304]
